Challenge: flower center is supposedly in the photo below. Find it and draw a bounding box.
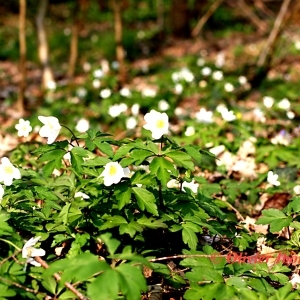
[4,166,13,175]
[156,119,165,129]
[109,165,117,176]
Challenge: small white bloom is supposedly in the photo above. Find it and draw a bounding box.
[197,57,205,67]
[180,68,194,82]
[120,87,132,97]
[182,180,199,193]
[108,103,127,118]
[0,184,4,200]
[38,116,61,144]
[131,103,140,116]
[216,104,228,114]
[0,157,21,186]
[22,236,46,267]
[158,99,170,111]
[195,108,213,124]
[111,61,119,70]
[126,117,138,130]
[253,108,266,122]
[75,118,90,133]
[92,79,101,89]
[215,52,225,68]
[277,98,291,110]
[100,162,125,186]
[171,72,179,82]
[167,179,180,189]
[209,145,225,156]
[238,76,247,85]
[212,70,223,81]
[290,274,300,288]
[224,82,234,92]
[270,130,292,146]
[174,83,183,94]
[83,62,91,72]
[201,67,212,76]
[220,109,236,122]
[143,110,169,139]
[100,88,111,99]
[263,96,274,108]
[75,192,90,199]
[93,69,103,78]
[267,171,280,186]
[199,80,207,88]
[142,88,156,97]
[46,81,56,90]
[15,118,32,137]
[293,185,300,195]
[174,107,184,116]
[185,126,195,136]
[287,111,295,119]
[76,87,87,98]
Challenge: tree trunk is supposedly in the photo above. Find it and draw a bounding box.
[112,0,126,87]
[17,0,26,114]
[170,0,190,38]
[36,0,55,90]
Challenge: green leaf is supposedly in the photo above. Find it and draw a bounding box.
[41,276,57,294]
[70,151,84,174]
[115,183,132,210]
[164,150,194,170]
[114,144,135,161]
[42,159,62,178]
[149,157,175,185]
[183,145,202,162]
[130,149,153,165]
[58,203,71,224]
[137,216,167,229]
[0,221,13,235]
[100,216,128,230]
[39,149,66,162]
[117,263,147,300]
[93,139,114,158]
[132,187,158,216]
[100,232,121,255]
[0,284,16,298]
[182,222,200,250]
[288,196,300,213]
[82,156,111,167]
[88,268,119,300]
[119,221,143,237]
[226,276,247,288]
[256,209,293,233]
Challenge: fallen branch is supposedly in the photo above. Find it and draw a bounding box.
[34,256,88,300]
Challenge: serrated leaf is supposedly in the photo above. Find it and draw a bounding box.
[114,144,135,160]
[93,140,114,158]
[100,232,121,255]
[100,216,128,230]
[70,151,84,174]
[130,149,153,165]
[115,183,132,210]
[137,216,167,229]
[42,159,61,177]
[182,223,199,250]
[82,156,111,167]
[39,149,66,162]
[117,264,147,300]
[183,145,202,162]
[164,150,194,170]
[132,187,158,216]
[88,268,118,300]
[149,157,175,185]
[119,221,143,237]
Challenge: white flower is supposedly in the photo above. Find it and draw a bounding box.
[22,236,46,267]
[277,98,291,110]
[238,76,247,85]
[295,40,300,50]
[270,130,292,146]
[212,70,223,81]
[215,52,225,68]
[0,184,4,200]
[201,67,211,76]
[185,126,195,136]
[158,99,170,111]
[108,103,127,118]
[293,185,300,195]
[92,79,101,89]
[120,87,132,97]
[143,110,169,139]
[197,57,205,66]
[287,111,295,119]
[100,88,111,99]
[195,108,213,124]
[131,103,140,116]
[224,82,234,92]
[290,274,300,288]
[253,108,266,122]
[263,96,274,108]
[75,118,90,133]
[174,107,184,116]
[199,80,207,88]
[0,157,21,186]
[182,180,199,193]
[267,171,280,186]
[174,83,183,94]
[38,116,61,144]
[100,162,125,186]
[220,109,236,122]
[46,81,56,90]
[126,117,137,130]
[142,88,157,97]
[76,87,87,98]
[75,192,90,199]
[83,62,91,72]
[167,179,180,189]
[209,145,225,156]
[93,69,103,78]
[111,61,119,70]
[15,119,32,137]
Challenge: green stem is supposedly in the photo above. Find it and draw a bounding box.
[0,238,21,251]
[61,124,80,146]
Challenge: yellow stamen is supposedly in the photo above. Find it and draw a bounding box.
[109,166,117,176]
[156,120,165,129]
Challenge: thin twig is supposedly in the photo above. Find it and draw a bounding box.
[34,256,88,300]
[191,0,224,37]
